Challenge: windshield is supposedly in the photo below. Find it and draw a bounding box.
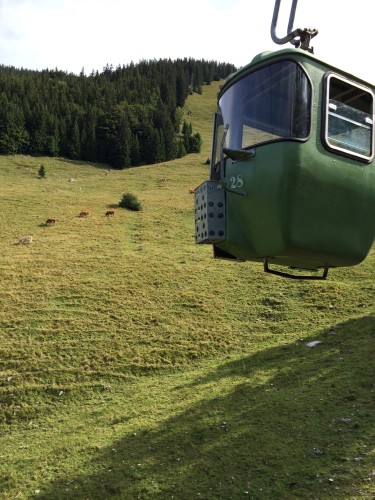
[214,60,311,162]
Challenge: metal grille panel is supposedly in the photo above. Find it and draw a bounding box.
[195,181,226,244]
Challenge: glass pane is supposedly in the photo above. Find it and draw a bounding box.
[217,61,311,152]
[326,76,373,159]
[328,99,372,156]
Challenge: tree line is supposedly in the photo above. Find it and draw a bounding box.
[0,58,236,168]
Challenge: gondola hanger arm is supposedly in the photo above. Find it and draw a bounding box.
[271,0,318,53]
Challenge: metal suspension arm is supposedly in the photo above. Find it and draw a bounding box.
[271,0,318,53]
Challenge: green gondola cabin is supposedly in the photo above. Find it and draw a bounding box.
[194,48,375,279]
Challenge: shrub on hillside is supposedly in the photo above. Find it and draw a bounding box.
[119,193,142,211]
[189,133,202,153]
[38,164,46,178]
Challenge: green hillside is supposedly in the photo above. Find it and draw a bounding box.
[0,81,374,499]
[0,60,236,168]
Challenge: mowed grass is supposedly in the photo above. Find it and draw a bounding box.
[0,81,374,499]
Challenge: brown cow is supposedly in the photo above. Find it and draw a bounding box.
[46,218,56,224]
[105,210,115,216]
[78,211,90,217]
[188,188,195,194]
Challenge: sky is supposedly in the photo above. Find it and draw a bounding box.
[0,0,373,84]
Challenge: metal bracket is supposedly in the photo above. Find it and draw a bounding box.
[223,148,256,162]
[271,0,318,53]
[220,124,230,180]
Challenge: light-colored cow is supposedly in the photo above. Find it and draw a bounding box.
[19,235,33,244]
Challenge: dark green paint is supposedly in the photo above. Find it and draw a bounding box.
[213,49,375,270]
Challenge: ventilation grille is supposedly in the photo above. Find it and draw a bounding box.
[195,181,226,244]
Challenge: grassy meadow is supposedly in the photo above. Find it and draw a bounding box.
[0,81,374,499]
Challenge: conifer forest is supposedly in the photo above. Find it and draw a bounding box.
[0,59,236,168]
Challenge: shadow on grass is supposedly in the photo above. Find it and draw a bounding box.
[39,314,375,499]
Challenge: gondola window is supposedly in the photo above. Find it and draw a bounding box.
[214,60,311,163]
[324,74,374,161]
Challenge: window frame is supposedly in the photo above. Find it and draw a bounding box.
[213,58,312,164]
[322,72,374,163]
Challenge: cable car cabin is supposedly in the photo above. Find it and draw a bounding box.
[195,48,375,279]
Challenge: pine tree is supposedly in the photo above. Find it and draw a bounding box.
[176,139,187,158]
[130,134,141,166]
[38,164,46,178]
[189,132,202,153]
[154,129,166,163]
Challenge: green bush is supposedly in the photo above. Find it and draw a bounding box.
[189,133,202,153]
[38,164,46,178]
[119,192,142,211]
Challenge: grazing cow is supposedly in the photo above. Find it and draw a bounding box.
[188,188,195,194]
[19,235,33,244]
[105,210,115,216]
[78,211,90,217]
[46,218,56,224]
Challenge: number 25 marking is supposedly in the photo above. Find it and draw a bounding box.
[230,175,243,189]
